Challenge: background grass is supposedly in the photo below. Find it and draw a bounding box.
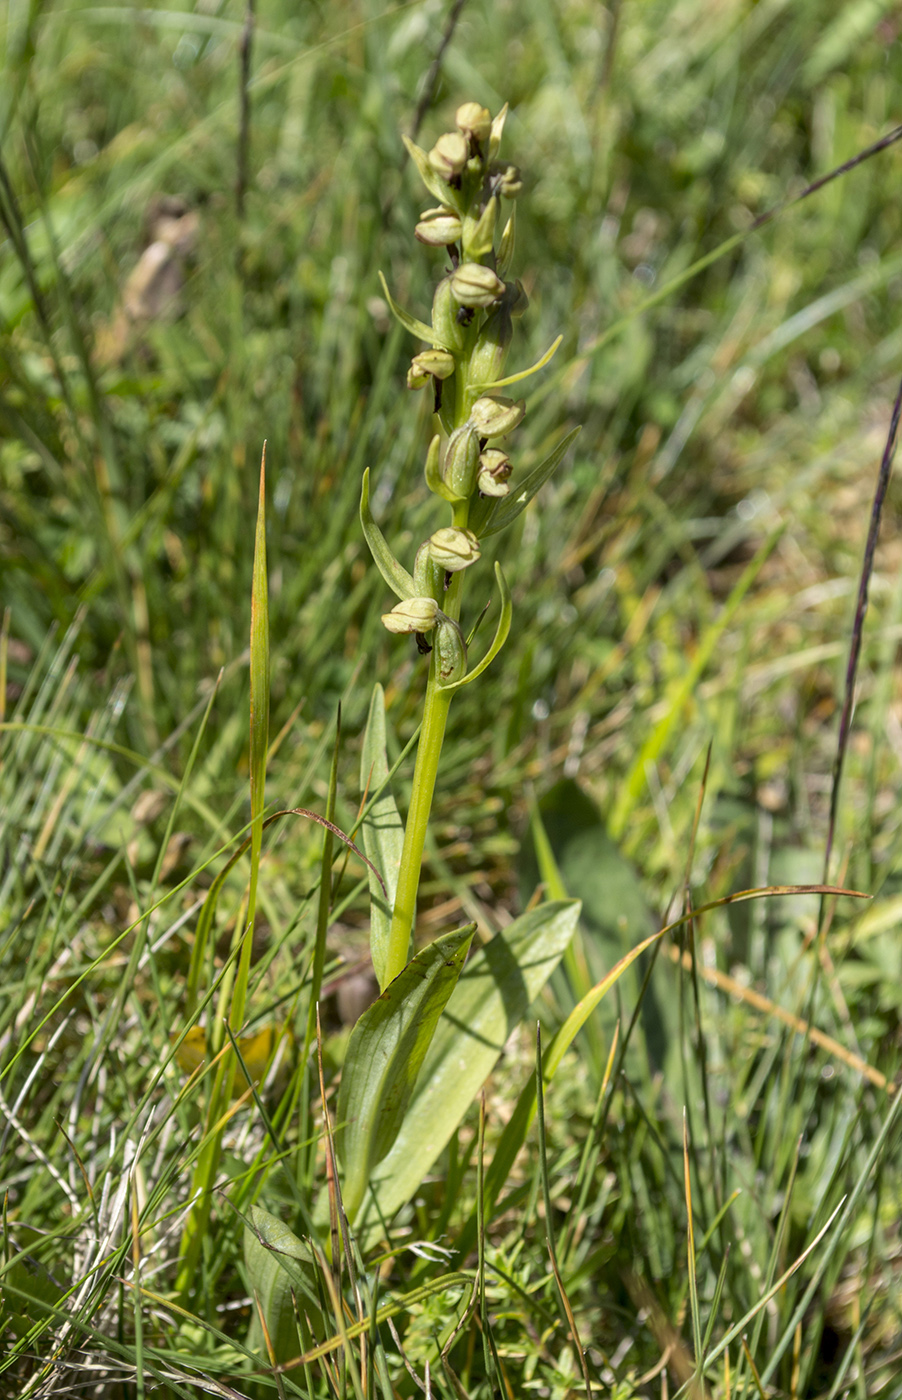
[3,0,902,1395]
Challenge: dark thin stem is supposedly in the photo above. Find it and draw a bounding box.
[597,0,622,92]
[408,0,468,145]
[823,372,902,882]
[750,123,902,236]
[236,0,256,221]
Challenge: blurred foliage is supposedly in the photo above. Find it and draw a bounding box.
[3,0,902,1394]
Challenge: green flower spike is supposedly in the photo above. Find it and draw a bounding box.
[363,100,579,990]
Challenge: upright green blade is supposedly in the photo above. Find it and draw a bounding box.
[360,683,404,991]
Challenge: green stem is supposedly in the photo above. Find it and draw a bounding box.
[383,658,453,984]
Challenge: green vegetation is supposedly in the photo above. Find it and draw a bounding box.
[2,1,902,1396]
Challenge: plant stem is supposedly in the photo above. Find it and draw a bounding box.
[383,658,453,983]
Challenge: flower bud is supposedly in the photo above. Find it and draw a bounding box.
[428,131,468,181]
[412,540,443,598]
[450,262,505,309]
[469,396,525,438]
[455,102,492,146]
[432,277,466,353]
[508,278,529,316]
[407,349,456,390]
[477,448,512,496]
[491,163,522,199]
[429,526,481,572]
[461,196,498,260]
[496,210,515,278]
[467,299,513,387]
[415,206,463,246]
[488,104,508,161]
[381,597,440,634]
[441,425,480,500]
[435,617,467,684]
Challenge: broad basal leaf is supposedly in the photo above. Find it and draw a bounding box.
[244,1205,323,1364]
[353,899,579,1234]
[337,924,475,1220]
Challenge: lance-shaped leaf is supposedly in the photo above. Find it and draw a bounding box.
[470,334,563,394]
[378,272,453,350]
[337,924,475,1221]
[478,427,582,538]
[244,1206,323,1363]
[360,684,404,991]
[438,561,512,693]
[353,900,580,1234]
[360,468,416,600]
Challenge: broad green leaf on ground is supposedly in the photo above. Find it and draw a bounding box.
[354,899,580,1236]
[1,1243,67,1341]
[244,1205,323,1364]
[456,921,667,1259]
[360,683,404,991]
[519,778,672,1070]
[338,924,475,1220]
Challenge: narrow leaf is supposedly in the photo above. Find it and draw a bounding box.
[354,900,580,1236]
[471,334,563,393]
[378,271,452,349]
[360,468,417,601]
[478,427,581,538]
[401,136,463,210]
[438,562,512,692]
[360,684,404,990]
[338,924,476,1221]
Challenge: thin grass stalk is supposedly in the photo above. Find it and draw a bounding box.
[175,447,269,1301]
[535,1025,593,1397]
